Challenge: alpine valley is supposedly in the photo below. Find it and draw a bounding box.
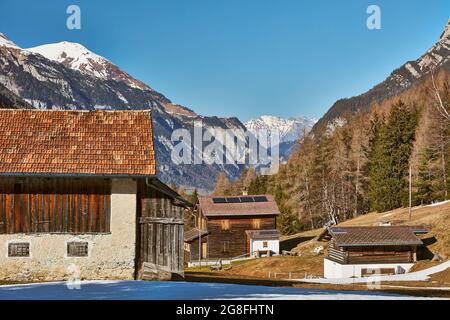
[0,33,313,192]
[2,18,448,193]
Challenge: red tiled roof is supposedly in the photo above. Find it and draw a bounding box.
[198,195,280,217]
[321,226,426,247]
[0,109,156,176]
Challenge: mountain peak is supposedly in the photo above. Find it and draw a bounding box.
[0,33,20,49]
[27,41,108,74]
[245,115,316,143]
[440,18,450,41]
[26,41,150,90]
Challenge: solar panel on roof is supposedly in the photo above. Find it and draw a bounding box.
[213,196,269,204]
[253,196,268,202]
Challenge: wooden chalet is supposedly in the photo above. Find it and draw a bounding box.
[318,226,428,278]
[184,195,280,263]
[0,109,191,282]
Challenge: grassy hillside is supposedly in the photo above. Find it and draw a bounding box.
[337,201,450,261]
[189,201,450,280]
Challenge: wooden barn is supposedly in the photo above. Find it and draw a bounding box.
[184,195,280,264]
[0,109,190,282]
[318,226,428,278]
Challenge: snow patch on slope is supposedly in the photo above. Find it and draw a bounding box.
[245,115,316,143]
[27,42,110,79]
[0,33,20,49]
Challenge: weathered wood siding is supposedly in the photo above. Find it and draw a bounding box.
[327,242,415,264]
[187,236,207,262]
[0,177,111,234]
[137,181,184,276]
[206,216,276,259]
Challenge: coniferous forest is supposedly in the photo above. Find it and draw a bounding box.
[212,71,450,235]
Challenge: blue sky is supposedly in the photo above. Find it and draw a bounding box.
[0,0,448,121]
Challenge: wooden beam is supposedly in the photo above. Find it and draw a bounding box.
[139,217,184,225]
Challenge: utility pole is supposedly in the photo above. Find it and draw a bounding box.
[409,163,412,221]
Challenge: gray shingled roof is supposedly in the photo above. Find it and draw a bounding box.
[246,229,280,240]
[320,226,427,247]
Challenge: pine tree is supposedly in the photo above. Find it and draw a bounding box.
[368,101,419,212]
[274,184,298,235]
[415,149,434,205]
[367,113,387,212]
[190,188,199,205]
[277,206,297,235]
[213,172,232,196]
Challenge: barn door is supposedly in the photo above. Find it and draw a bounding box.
[136,184,185,280]
[138,218,184,280]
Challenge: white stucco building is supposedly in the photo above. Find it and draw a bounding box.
[246,229,280,256]
[318,226,428,279]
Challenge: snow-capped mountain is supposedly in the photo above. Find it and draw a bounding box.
[314,18,450,132]
[27,42,150,90]
[0,33,245,191]
[0,35,171,110]
[0,33,20,49]
[245,115,316,163]
[245,115,316,143]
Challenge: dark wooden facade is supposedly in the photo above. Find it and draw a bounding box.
[186,235,207,262]
[136,180,186,278]
[327,240,417,265]
[0,177,111,234]
[199,216,277,259]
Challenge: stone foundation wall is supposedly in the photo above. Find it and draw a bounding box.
[0,178,137,282]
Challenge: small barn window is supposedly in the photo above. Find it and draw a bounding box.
[8,242,30,257]
[263,241,268,248]
[67,242,89,257]
[252,219,261,229]
[221,219,230,231]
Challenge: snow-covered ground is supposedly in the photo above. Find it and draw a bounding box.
[425,200,450,207]
[0,281,439,300]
